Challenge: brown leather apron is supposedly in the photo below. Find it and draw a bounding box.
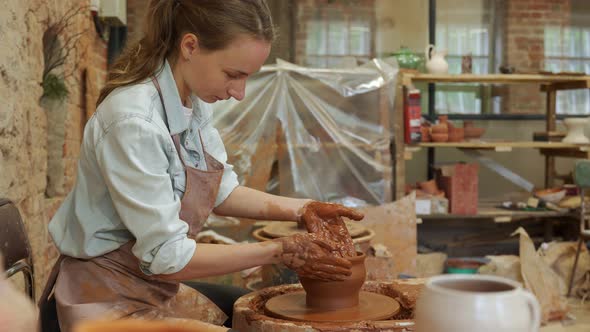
[38,77,227,332]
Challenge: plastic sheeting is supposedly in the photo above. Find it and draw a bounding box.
[211,59,399,206]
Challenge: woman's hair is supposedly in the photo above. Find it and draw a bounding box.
[96,0,275,106]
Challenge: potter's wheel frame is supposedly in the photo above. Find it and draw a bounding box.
[264,291,401,322]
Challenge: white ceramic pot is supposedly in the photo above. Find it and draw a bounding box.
[425,44,449,74]
[415,275,541,332]
[562,118,590,144]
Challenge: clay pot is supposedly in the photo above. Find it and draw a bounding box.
[448,127,464,142]
[420,126,431,142]
[419,179,438,195]
[438,115,455,130]
[463,121,485,139]
[430,133,448,142]
[300,252,366,310]
[430,124,448,134]
[415,275,541,332]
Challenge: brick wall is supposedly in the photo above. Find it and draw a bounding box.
[502,0,571,114]
[0,0,107,297]
[126,0,148,43]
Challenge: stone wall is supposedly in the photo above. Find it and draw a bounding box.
[0,0,106,297]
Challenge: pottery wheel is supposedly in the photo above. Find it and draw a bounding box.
[261,221,367,239]
[264,291,400,322]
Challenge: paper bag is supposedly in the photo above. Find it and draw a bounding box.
[511,227,569,323]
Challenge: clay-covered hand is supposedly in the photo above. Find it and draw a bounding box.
[275,233,352,281]
[297,201,364,257]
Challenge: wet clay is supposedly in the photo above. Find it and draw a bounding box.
[299,252,366,309]
[275,233,352,281]
[268,253,402,323]
[298,201,364,258]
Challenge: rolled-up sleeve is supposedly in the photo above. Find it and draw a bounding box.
[95,116,195,275]
[202,125,239,207]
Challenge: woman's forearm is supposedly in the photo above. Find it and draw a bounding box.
[160,241,282,281]
[213,186,311,222]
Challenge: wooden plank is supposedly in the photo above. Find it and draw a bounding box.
[414,141,590,149]
[393,78,406,200]
[546,85,557,188]
[403,73,590,86]
[541,81,590,91]
[539,148,590,159]
[378,85,393,202]
[419,205,573,221]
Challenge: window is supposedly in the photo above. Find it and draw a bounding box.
[432,0,590,117]
[303,6,374,68]
[434,0,494,115]
[544,25,590,115]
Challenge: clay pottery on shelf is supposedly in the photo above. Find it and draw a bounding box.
[448,127,464,142]
[430,133,448,143]
[464,127,485,139]
[418,179,439,195]
[463,121,486,139]
[425,44,449,74]
[415,275,541,332]
[438,114,456,131]
[562,118,590,144]
[300,252,366,310]
[430,123,447,134]
[420,126,431,142]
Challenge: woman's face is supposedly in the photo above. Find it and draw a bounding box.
[179,34,271,103]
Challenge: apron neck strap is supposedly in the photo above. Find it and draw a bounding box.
[151,76,212,169]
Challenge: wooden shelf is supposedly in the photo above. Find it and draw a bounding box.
[402,73,590,89]
[410,141,590,151]
[418,201,574,223]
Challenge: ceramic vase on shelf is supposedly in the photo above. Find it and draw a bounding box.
[425,45,449,74]
[562,118,590,144]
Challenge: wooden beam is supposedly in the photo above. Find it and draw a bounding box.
[403,73,590,86]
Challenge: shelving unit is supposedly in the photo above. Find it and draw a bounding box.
[418,200,573,223]
[392,71,590,222]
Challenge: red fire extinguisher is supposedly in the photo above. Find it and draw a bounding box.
[404,89,422,144]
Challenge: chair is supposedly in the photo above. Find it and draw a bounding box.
[0,198,34,300]
[567,161,590,297]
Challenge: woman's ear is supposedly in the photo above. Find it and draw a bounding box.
[180,33,200,61]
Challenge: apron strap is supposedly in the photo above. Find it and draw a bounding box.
[38,255,65,307]
[151,76,214,170]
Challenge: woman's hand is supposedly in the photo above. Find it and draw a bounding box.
[297,201,364,257]
[275,233,352,281]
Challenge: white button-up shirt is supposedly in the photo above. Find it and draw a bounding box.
[49,61,239,275]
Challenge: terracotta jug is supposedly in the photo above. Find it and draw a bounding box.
[415,275,541,332]
[425,45,449,74]
[299,252,366,310]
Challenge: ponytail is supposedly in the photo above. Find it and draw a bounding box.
[96,0,275,106]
